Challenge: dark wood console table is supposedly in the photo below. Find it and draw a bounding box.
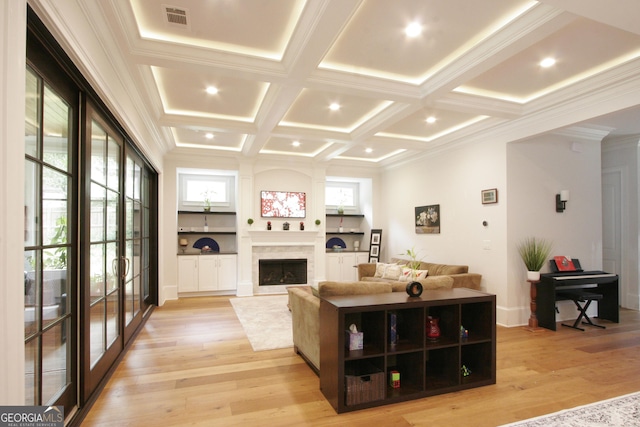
[319,288,496,413]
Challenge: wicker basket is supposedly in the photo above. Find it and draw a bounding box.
[345,369,385,406]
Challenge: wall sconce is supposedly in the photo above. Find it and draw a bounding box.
[556,190,570,212]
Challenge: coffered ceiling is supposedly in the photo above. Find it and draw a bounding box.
[33,0,640,167]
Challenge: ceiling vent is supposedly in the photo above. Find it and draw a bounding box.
[164,5,189,27]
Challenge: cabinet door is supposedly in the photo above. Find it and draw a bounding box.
[198,256,218,291]
[216,255,237,291]
[341,253,357,281]
[326,253,343,281]
[326,253,357,281]
[178,256,199,292]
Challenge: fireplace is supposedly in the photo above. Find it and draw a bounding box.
[259,259,308,286]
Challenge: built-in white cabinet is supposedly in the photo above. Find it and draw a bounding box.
[326,252,370,281]
[178,254,237,294]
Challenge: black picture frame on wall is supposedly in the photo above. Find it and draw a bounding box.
[369,228,382,262]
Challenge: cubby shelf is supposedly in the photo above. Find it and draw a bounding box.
[319,288,496,413]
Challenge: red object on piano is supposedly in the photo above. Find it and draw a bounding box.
[554,256,576,271]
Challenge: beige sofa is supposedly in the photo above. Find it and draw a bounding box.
[357,258,482,291]
[288,277,455,373]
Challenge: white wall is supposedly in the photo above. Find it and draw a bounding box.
[379,139,508,313]
[378,132,604,327]
[506,134,603,325]
[0,0,26,405]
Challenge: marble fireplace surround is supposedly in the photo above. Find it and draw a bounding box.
[249,230,320,294]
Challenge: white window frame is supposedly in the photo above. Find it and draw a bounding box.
[178,172,234,211]
[325,181,360,213]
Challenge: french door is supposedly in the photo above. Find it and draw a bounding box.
[82,105,124,398]
[81,102,157,400]
[27,8,158,416]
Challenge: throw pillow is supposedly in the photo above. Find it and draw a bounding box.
[382,264,403,280]
[374,262,389,278]
[400,267,429,282]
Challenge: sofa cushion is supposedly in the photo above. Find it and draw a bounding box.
[390,258,469,276]
[389,276,453,292]
[318,281,392,297]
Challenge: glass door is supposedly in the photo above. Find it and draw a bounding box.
[24,66,77,413]
[123,148,153,342]
[82,104,123,399]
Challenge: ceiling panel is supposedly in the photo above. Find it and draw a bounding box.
[320,0,535,82]
[130,0,306,59]
[458,17,640,102]
[152,66,269,120]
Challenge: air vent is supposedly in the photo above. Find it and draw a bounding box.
[164,6,188,26]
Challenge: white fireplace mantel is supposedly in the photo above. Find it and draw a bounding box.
[247,229,320,246]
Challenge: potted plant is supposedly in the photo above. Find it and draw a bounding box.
[517,237,552,281]
[247,218,254,226]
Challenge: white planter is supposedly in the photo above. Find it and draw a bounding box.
[526,271,541,281]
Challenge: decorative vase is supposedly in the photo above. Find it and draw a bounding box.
[427,316,440,341]
[527,271,541,281]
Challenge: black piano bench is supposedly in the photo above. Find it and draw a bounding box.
[558,290,606,331]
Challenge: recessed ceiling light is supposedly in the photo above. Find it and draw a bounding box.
[292,140,300,147]
[205,133,214,139]
[539,57,556,68]
[206,86,219,95]
[404,22,423,38]
[426,116,436,124]
[329,103,340,111]
[365,148,373,154]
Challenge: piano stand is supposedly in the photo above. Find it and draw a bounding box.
[559,290,606,331]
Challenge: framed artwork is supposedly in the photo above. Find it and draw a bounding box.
[260,190,306,218]
[482,188,498,204]
[415,205,440,234]
[369,228,382,262]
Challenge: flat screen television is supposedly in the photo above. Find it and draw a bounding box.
[261,191,306,218]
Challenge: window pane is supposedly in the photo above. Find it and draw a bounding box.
[41,321,69,404]
[43,85,70,172]
[106,291,119,348]
[25,68,40,158]
[106,242,118,293]
[24,160,41,247]
[91,121,107,185]
[326,186,354,206]
[41,261,67,330]
[106,189,118,241]
[107,136,120,191]
[89,301,105,368]
[90,244,105,303]
[42,166,69,247]
[91,183,106,242]
[186,180,226,203]
[24,337,38,406]
[24,250,40,338]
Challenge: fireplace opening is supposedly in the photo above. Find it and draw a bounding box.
[259,259,307,286]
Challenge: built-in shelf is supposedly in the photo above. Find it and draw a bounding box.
[326,232,365,235]
[178,231,236,235]
[178,210,236,215]
[326,213,365,218]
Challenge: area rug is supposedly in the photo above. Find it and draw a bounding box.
[501,391,640,426]
[229,295,293,352]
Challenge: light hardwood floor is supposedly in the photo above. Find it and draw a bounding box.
[81,296,640,426]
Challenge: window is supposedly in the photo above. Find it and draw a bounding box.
[326,181,359,212]
[178,171,235,211]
